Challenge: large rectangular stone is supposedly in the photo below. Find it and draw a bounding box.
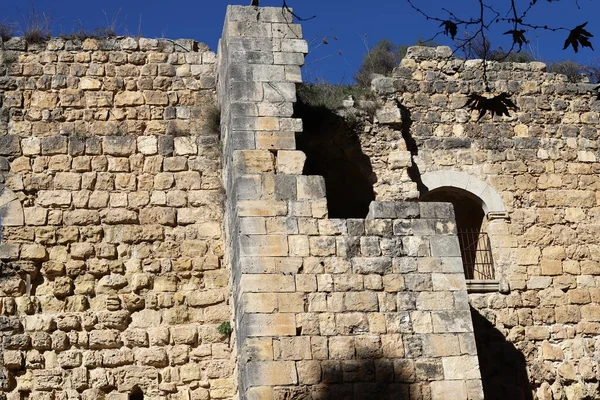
[417,292,454,310]
[240,235,289,256]
[367,202,420,219]
[233,150,275,173]
[443,356,481,380]
[244,314,296,337]
[431,380,467,400]
[431,311,473,333]
[238,200,287,217]
[240,275,295,293]
[431,273,467,291]
[420,202,455,219]
[256,131,296,150]
[352,257,393,275]
[430,236,461,257]
[245,361,297,386]
[297,176,326,200]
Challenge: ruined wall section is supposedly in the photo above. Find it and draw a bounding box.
[365,46,600,398]
[0,37,234,399]
[220,8,483,400]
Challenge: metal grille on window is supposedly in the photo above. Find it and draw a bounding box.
[458,229,495,280]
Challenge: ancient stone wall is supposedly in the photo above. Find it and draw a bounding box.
[361,46,600,398]
[7,8,595,400]
[0,36,234,399]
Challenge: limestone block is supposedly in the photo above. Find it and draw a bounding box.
[174,137,198,155]
[380,333,404,358]
[245,314,296,337]
[246,361,298,387]
[431,380,467,400]
[136,348,168,367]
[336,313,369,335]
[131,309,162,329]
[524,326,550,340]
[139,207,176,226]
[430,236,461,257]
[0,199,24,226]
[58,350,83,368]
[31,92,58,108]
[431,311,473,333]
[0,135,21,156]
[88,330,122,349]
[154,275,178,292]
[187,289,226,307]
[103,137,136,156]
[22,137,41,155]
[33,369,63,391]
[297,176,326,200]
[442,356,480,380]
[343,292,379,312]
[54,276,74,297]
[137,136,158,155]
[174,171,202,190]
[352,257,393,275]
[41,136,68,155]
[64,210,100,225]
[171,325,198,345]
[376,102,402,124]
[3,350,24,369]
[101,209,138,224]
[23,207,47,226]
[114,91,144,106]
[234,150,276,174]
[80,77,102,90]
[431,273,466,291]
[256,131,296,150]
[20,244,47,260]
[240,275,295,293]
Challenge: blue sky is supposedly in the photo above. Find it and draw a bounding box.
[2,0,600,83]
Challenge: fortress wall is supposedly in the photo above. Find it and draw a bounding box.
[0,36,234,399]
[6,8,594,399]
[364,47,600,397]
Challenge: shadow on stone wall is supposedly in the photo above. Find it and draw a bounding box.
[470,307,532,400]
[397,103,427,195]
[294,102,375,219]
[271,339,427,400]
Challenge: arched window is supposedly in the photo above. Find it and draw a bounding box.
[420,171,510,293]
[421,187,493,280]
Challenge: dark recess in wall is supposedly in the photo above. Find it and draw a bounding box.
[294,101,376,219]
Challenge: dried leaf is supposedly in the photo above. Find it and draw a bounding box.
[440,20,458,40]
[504,29,529,51]
[563,22,594,53]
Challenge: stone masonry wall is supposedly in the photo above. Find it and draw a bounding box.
[362,46,600,399]
[0,36,234,399]
[219,7,483,400]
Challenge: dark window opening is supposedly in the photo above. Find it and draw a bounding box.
[421,187,494,280]
[294,98,375,218]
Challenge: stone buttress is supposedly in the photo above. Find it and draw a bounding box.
[218,6,484,400]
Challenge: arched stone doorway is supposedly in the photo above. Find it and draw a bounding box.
[419,171,511,293]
